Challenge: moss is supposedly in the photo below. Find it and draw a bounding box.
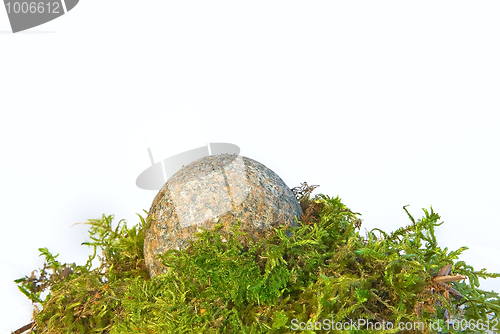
[14,183,500,333]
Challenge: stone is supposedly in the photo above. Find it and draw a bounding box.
[143,154,303,277]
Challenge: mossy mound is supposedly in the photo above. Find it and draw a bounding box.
[14,183,500,333]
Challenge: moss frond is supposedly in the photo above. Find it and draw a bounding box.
[14,188,500,333]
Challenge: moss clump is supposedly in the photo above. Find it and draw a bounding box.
[15,184,500,333]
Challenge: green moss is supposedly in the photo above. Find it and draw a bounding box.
[15,185,500,333]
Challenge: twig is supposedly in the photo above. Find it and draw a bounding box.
[437,263,452,277]
[11,321,35,334]
[437,282,465,299]
[433,274,467,284]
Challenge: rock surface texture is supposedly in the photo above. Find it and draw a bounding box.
[144,154,303,277]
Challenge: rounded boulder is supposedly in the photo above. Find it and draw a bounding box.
[143,154,303,277]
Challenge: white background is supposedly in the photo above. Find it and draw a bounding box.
[1,1,499,332]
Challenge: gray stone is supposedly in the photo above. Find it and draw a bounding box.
[143,154,303,277]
